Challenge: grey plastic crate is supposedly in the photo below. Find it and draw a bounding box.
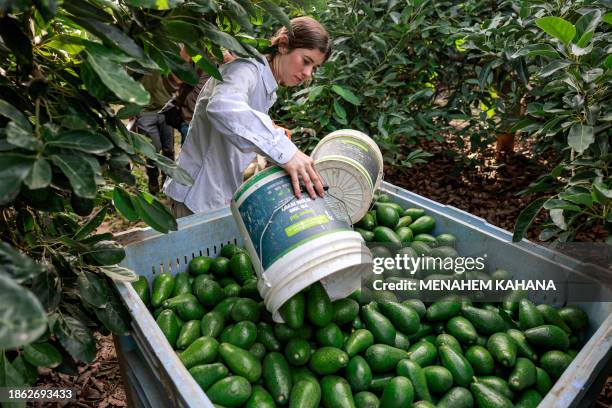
[113,182,612,407]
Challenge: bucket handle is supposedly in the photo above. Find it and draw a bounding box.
[258,185,353,276]
[367,173,385,213]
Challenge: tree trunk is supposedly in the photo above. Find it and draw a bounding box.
[495,132,515,159]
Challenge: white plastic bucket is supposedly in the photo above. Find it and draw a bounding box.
[231,166,372,322]
[311,129,384,224]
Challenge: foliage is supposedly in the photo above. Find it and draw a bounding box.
[272,0,484,167]
[270,0,610,242]
[0,0,295,392]
[501,0,611,242]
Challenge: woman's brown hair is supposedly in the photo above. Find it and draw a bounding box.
[270,16,332,61]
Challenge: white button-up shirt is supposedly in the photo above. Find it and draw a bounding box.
[164,57,298,213]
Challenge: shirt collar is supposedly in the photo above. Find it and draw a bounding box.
[261,56,278,95]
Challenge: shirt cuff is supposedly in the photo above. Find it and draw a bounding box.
[268,129,298,165]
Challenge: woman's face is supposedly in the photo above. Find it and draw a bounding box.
[275,47,326,86]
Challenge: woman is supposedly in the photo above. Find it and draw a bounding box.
[163,16,332,217]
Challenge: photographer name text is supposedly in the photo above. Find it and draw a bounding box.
[372,279,557,292]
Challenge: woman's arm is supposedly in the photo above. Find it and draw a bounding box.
[205,60,297,165]
[206,60,323,199]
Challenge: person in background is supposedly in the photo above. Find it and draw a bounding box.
[163,16,332,218]
[135,72,178,195]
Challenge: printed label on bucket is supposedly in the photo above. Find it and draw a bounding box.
[313,137,380,189]
[235,168,352,270]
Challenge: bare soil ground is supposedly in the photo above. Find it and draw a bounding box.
[30,333,126,407]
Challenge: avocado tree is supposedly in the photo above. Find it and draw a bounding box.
[0,0,295,391]
[271,0,610,242]
[507,1,611,242]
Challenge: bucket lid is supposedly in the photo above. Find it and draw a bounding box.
[311,129,384,191]
[315,160,373,224]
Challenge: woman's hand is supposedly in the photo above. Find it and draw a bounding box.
[282,150,325,200]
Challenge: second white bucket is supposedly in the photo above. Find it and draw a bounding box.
[231,166,372,322]
[311,129,384,224]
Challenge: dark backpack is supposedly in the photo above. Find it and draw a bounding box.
[158,82,193,129]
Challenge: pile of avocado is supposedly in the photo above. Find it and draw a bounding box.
[132,197,589,408]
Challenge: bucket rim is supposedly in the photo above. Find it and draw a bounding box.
[311,130,384,190]
[233,165,284,203]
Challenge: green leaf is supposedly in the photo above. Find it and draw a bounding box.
[100,265,138,282]
[51,153,97,199]
[570,43,593,56]
[85,241,126,266]
[113,187,139,221]
[78,270,110,308]
[307,85,324,101]
[80,233,114,245]
[80,59,113,100]
[68,16,145,60]
[570,170,598,185]
[93,291,131,335]
[24,158,52,190]
[0,99,32,131]
[234,0,257,16]
[0,275,47,349]
[193,55,222,81]
[130,131,157,159]
[573,10,602,47]
[567,123,594,154]
[0,242,47,283]
[478,60,495,89]
[0,352,26,408]
[539,60,571,78]
[603,12,612,25]
[549,208,567,230]
[539,226,561,241]
[512,197,548,242]
[61,0,114,23]
[52,314,96,363]
[201,22,248,56]
[512,44,560,59]
[6,122,41,151]
[543,199,581,211]
[85,52,150,106]
[131,191,177,233]
[331,85,361,106]
[558,192,593,208]
[74,207,107,240]
[164,21,201,42]
[408,88,434,104]
[224,0,252,30]
[109,123,135,154]
[46,130,113,154]
[23,342,63,368]
[592,183,612,204]
[0,153,35,204]
[30,268,61,312]
[153,44,199,86]
[11,354,38,386]
[511,118,538,132]
[332,100,347,119]
[116,104,142,120]
[259,1,291,34]
[152,154,194,186]
[536,17,576,45]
